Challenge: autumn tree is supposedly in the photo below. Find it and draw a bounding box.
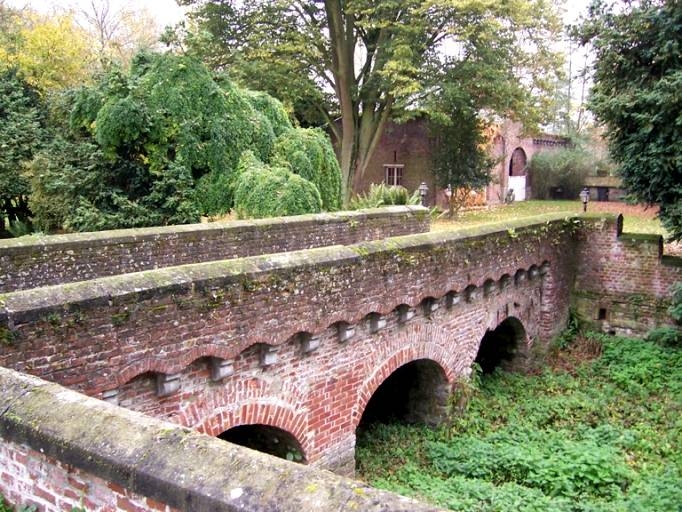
[0,7,95,92]
[175,0,563,202]
[579,0,682,241]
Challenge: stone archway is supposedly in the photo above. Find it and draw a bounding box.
[474,316,527,374]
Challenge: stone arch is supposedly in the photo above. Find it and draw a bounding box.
[474,316,527,374]
[509,147,527,176]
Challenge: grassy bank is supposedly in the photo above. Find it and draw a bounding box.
[432,200,665,237]
[356,334,682,511]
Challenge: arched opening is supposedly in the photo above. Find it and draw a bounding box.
[475,317,526,374]
[509,147,527,176]
[219,424,306,463]
[357,359,448,432]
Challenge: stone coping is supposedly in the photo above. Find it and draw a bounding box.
[0,206,428,253]
[0,366,443,512]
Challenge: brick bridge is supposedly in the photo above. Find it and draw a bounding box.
[1,208,679,498]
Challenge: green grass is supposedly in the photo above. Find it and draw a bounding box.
[356,334,682,511]
[432,200,666,237]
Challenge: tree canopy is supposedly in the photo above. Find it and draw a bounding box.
[0,6,95,92]
[0,68,44,230]
[174,0,563,202]
[28,52,341,232]
[580,0,682,242]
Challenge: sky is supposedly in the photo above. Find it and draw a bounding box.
[6,0,187,30]
[8,0,592,30]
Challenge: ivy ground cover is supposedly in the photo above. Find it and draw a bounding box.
[356,334,682,511]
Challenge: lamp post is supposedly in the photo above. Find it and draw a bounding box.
[579,187,590,212]
[418,182,429,207]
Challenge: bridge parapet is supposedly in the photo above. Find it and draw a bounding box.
[0,206,429,293]
[0,366,443,512]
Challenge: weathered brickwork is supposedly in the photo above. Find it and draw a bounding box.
[573,215,682,335]
[0,368,442,512]
[0,206,429,293]
[1,212,680,510]
[0,214,577,473]
[0,442,177,512]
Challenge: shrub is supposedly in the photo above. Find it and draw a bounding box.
[242,89,292,137]
[529,149,592,200]
[233,159,322,219]
[349,183,420,209]
[271,128,342,210]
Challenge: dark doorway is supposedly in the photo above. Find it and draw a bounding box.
[509,148,527,176]
[219,424,306,463]
[474,317,525,374]
[357,359,448,432]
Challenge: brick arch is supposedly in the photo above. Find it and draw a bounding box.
[509,147,527,176]
[195,401,311,460]
[351,327,458,429]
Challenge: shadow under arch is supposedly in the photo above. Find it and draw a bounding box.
[219,424,307,463]
[356,358,449,433]
[475,316,527,374]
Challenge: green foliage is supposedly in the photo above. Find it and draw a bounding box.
[233,154,322,219]
[580,0,682,242]
[176,0,563,201]
[271,128,342,211]
[645,282,682,347]
[528,149,592,200]
[349,184,420,210]
[357,334,682,511]
[242,89,292,137]
[28,52,330,231]
[0,68,44,230]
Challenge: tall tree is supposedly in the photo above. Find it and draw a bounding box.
[175,0,562,202]
[0,68,44,231]
[580,0,682,242]
[0,7,95,92]
[78,0,161,68]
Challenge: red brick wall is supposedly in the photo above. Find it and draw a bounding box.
[0,216,577,473]
[0,367,442,512]
[0,442,176,512]
[352,119,436,203]
[0,207,429,293]
[573,215,682,335]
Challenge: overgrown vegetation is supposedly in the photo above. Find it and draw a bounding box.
[24,52,341,232]
[349,184,421,210]
[528,148,593,200]
[357,333,682,511]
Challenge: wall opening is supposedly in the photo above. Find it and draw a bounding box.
[474,317,526,374]
[219,424,306,463]
[357,359,448,432]
[509,147,527,176]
